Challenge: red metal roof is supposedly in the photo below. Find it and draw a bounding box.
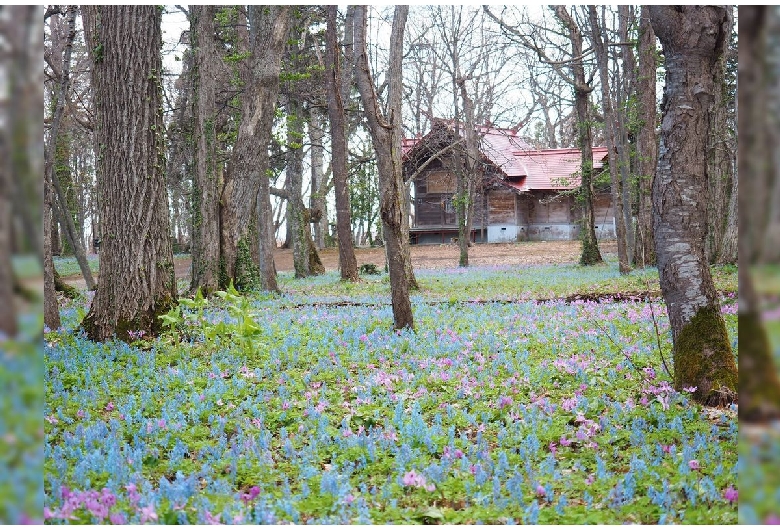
[509,147,609,190]
[403,122,608,191]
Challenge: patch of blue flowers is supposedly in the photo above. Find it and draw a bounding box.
[45,266,738,524]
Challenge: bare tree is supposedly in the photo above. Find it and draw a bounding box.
[45,6,96,291]
[649,6,737,405]
[354,5,414,330]
[705,9,737,265]
[44,173,60,330]
[634,7,657,267]
[325,5,359,281]
[587,5,630,273]
[552,6,602,265]
[189,5,222,296]
[0,6,15,334]
[80,6,177,341]
[220,6,291,292]
[485,6,603,265]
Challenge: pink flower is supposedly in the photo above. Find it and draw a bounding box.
[683,386,698,393]
[585,474,595,485]
[105,402,114,412]
[241,485,261,504]
[109,512,127,525]
[402,470,432,490]
[43,507,56,520]
[204,510,222,525]
[688,459,700,471]
[140,505,158,524]
[402,470,421,487]
[536,484,546,496]
[559,435,572,447]
[454,448,464,458]
[722,485,738,504]
[660,444,672,454]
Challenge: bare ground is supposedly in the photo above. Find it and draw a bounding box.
[62,240,618,290]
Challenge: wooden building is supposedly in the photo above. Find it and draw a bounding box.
[402,120,615,244]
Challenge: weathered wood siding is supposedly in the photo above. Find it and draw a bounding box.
[488,190,516,224]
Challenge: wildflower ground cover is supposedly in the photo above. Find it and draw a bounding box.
[45,261,738,524]
[738,265,780,525]
[2,255,44,524]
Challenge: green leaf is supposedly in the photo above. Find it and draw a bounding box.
[420,507,444,520]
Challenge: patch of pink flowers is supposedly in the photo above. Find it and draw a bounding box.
[401,470,435,492]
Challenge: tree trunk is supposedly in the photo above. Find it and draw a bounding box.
[0,76,16,335]
[287,99,311,279]
[737,5,780,421]
[325,6,359,281]
[553,6,602,266]
[649,6,737,406]
[220,6,290,292]
[705,9,735,265]
[80,6,177,342]
[616,5,636,266]
[309,108,327,250]
[588,6,630,274]
[634,8,657,268]
[457,79,480,267]
[7,5,42,257]
[44,173,61,331]
[189,5,222,296]
[354,5,414,330]
[46,5,95,290]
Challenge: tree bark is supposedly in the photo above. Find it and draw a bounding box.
[737,5,780,421]
[649,5,737,406]
[80,6,177,342]
[457,79,480,267]
[220,6,291,292]
[44,172,61,331]
[189,5,222,296]
[286,99,311,279]
[588,5,630,274]
[325,6,359,281]
[616,6,636,266]
[553,6,602,266]
[705,9,736,265]
[0,63,16,335]
[354,5,414,330]
[309,108,327,250]
[634,7,657,268]
[46,5,96,290]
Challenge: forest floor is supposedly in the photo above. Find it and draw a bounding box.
[46,254,740,525]
[60,240,619,289]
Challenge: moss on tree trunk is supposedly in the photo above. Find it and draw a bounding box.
[580,237,602,266]
[674,306,738,406]
[739,310,780,421]
[82,293,175,343]
[54,269,82,299]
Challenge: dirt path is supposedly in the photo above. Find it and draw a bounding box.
[62,240,617,290]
